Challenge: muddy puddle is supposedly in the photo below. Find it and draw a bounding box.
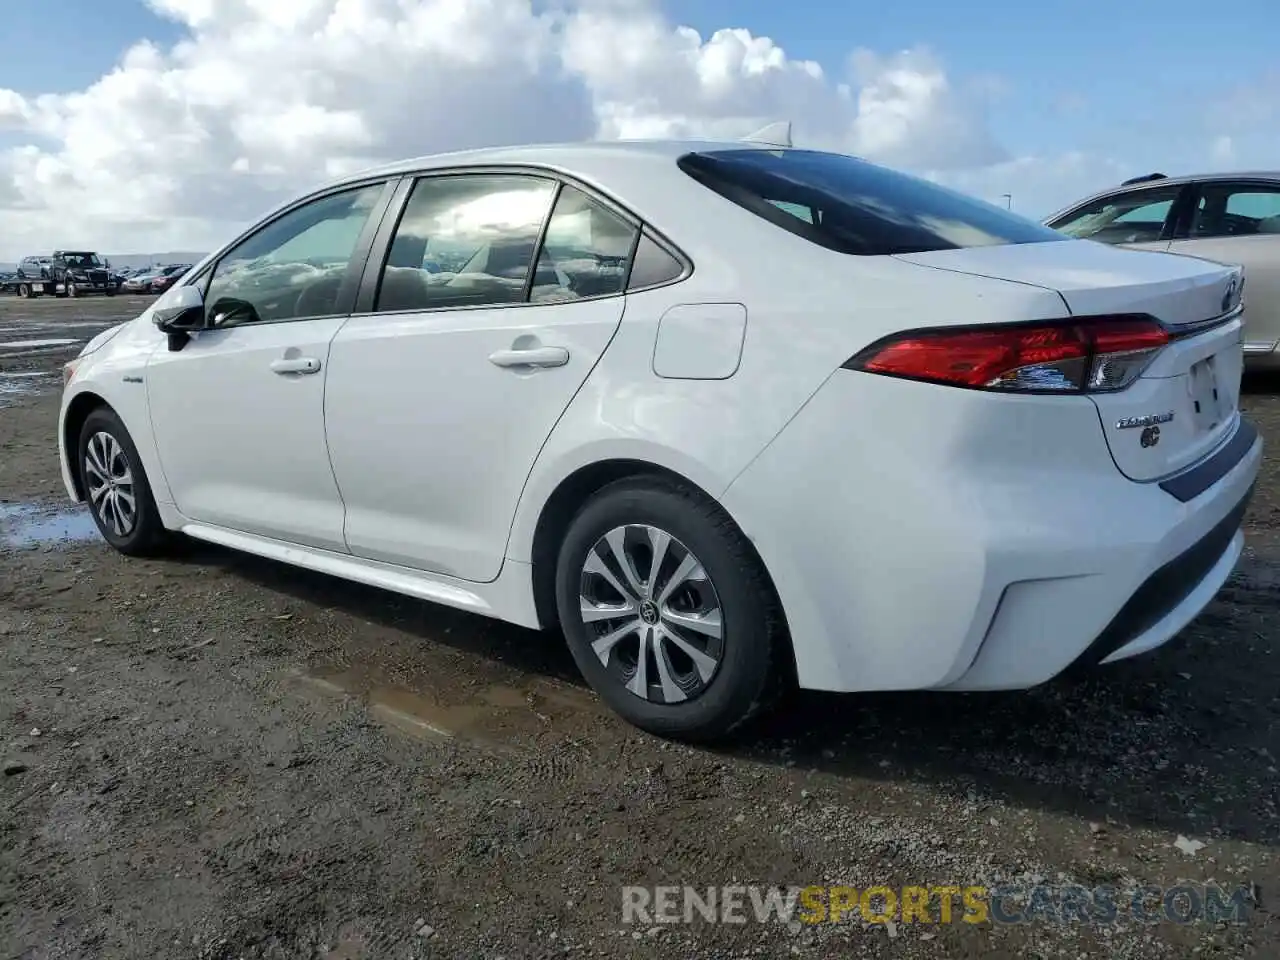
[0,371,55,405]
[291,662,602,747]
[0,502,100,548]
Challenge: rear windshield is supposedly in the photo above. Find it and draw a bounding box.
[677,149,1066,256]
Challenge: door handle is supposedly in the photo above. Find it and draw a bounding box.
[270,357,322,375]
[488,345,569,369]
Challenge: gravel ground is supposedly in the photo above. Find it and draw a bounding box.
[2,294,1279,959]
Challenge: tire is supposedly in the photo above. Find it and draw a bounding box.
[106,287,117,297]
[17,283,30,299]
[77,407,172,556]
[66,279,78,298]
[554,476,787,742]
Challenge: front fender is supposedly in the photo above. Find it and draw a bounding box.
[59,323,167,506]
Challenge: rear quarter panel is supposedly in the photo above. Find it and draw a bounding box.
[503,175,1073,565]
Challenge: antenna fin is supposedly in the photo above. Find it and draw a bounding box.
[741,121,792,148]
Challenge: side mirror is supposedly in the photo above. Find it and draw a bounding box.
[152,284,205,351]
[206,297,262,329]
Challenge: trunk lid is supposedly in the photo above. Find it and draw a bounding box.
[897,240,1245,483]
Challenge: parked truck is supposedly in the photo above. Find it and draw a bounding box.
[8,251,119,298]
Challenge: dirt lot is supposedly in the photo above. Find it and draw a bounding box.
[2,294,1279,959]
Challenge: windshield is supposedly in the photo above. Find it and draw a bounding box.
[63,252,103,267]
[677,149,1066,256]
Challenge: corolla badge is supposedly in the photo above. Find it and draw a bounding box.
[1116,411,1174,430]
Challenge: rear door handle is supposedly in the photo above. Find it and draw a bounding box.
[270,357,322,375]
[488,346,569,369]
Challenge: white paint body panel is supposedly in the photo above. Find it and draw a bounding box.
[324,298,624,581]
[59,314,168,508]
[896,240,1234,328]
[56,139,1263,699]
[146,318,350,552]
[721,371,1261,691]
[895,241,1246,482]
[652,303,747,379]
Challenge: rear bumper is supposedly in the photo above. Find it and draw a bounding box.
[720,369,1263,694]
[939,418,1259,690]
[1067,480,1252,670]
[938,419,1260,690]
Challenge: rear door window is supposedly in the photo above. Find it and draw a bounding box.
[530,184,639,302]
[373,174,556,313]
[626,232,686,290]
[677,149,1065,255]
[1190,183,1280,237]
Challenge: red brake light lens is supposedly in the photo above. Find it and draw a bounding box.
[844,316,1169,393]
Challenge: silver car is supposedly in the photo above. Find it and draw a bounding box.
[1044,172,1280,369]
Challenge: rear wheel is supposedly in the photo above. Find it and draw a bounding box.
[78,407,172,556]
[17,283,30,298]
[554,477,786,741]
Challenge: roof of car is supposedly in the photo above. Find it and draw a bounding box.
[1053,169,1280,211]
[320,138,793,194]
[1044,169,1280,223]
[1136,170,1280,186]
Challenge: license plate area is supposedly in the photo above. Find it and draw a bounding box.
[1092,319,1244,482]
[1186,352,1237,436]
[1187,357,1222,433]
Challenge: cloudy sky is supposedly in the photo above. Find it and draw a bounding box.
[0,0,1275,257]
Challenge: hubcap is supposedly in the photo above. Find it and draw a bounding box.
[578,524,724,704]
[84,431,137,537]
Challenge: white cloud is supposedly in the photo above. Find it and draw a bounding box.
[0,89,34,130]
[0,0,1154,255]
[1210,135,1236,167]
[846,47,1004,170]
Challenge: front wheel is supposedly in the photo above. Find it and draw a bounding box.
[78,407,172,556]
[554,477,787,741]
[66,280,78,298]
[17,283,30,298]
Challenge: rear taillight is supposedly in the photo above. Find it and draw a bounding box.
[843,315,1169,394]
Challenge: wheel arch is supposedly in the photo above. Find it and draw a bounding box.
[525,458,793,683]
[62,390,112,500]
[527,459,692,630]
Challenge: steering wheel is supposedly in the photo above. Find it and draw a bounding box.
[293,276,343,318]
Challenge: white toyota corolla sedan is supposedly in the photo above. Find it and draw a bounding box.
[58,132,1262,740]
